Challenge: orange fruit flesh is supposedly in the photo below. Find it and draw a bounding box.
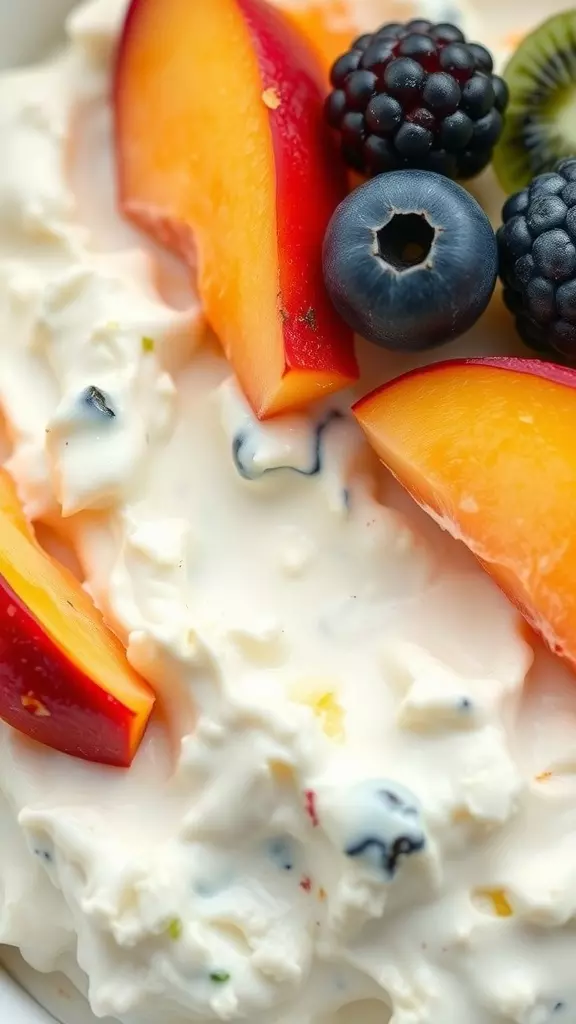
[355,361,576,665]
[118,0,283,412]
[116,0,356,418]
[281,0,419,71]
[283,0,357,69]
[0,470,153,750]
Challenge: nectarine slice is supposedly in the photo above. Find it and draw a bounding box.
[280,0,360,72]
[115,0,358,418]
[0,470,153,765]
[354,357,576,669]
[280,1,415,74]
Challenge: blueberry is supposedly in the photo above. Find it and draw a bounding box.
[322,170,497,351]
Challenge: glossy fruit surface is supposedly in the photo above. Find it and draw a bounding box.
[498,158,576,359]
[323,170,497,350]
[0,470,154,765]
[493,10,576,193]
[354,356,576,669]
[115,0,358,418]
[282,0,361,72]
[325,18,508,179]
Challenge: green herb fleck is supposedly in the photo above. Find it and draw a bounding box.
[142,336,155,353]
[167,917,182,940]
[210,970,230,984]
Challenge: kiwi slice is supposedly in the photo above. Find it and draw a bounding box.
[493,10,576,193]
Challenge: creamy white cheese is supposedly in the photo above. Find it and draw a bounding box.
[0,3,575,1024]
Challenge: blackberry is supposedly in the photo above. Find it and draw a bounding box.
[325,18,508,180]
[498,159,576,358]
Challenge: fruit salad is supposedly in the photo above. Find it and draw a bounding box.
[2,1,576,1024]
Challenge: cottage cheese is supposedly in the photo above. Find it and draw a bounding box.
[0,3,575,1024]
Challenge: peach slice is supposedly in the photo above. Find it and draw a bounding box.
[114,0,358,418]
[279,0,360,72]
[0,469,154,765]
[354,357,576,668]
[279,1,418,74]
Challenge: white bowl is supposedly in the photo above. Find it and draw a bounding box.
[0,0,570,1022]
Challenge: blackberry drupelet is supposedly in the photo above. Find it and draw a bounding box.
[325,19,508,179]
[498,159,576,358]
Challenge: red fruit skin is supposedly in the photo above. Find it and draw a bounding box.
[354,356,576,413]
[237,0,356,379]
[115,0,358,418]
[0,576,141,767]
[353,355,576,670]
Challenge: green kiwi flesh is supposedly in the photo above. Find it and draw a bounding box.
[493,10,576,193]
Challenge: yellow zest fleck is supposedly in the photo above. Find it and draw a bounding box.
[141,336,155,353]
[473,887,513,918]
[21,693,50,717]
[262,87,281,110]
[269,760,295,784]
[318,887,327,902]
[504,30,525,51]
[535,770,553,783]
[290,679,345,741]
[166,917,182,940]
[451,806,473,824]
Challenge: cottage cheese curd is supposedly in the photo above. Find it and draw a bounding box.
[0,3,575,1024]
